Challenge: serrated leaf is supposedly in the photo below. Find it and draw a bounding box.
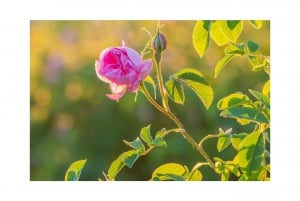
[249,20,263,29]
[217,92,251,110]
[165,78,185,104]
[262,80,270,97]
[123,137,145,152]
[151,163,187,181]
[245,40,259,54]
[220,105,269,123]
[214,54,234,78]
[140,125,153,145]
[224,45,245,55]
[233,131,265,174]
[249,89,270,109]
[65,159,87,181]
[175,68,213,109]
[122,150,140,168]
[210,21,229,46]
[231,133,248,150]
[193,20,211,58]
[219,20,243,43]
[217,134,232,152]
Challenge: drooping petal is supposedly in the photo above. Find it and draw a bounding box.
[106,90,126,102]
[106,83,127,101]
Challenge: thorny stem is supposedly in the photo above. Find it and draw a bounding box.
[140,82,215,168]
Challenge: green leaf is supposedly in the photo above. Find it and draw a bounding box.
[214,54,234,78]
[249,89,270,109]
[220,105,269,123]
[249,20,263,29]
[217,134,232,152]
[108,155,125,180]
[65,159,87,181]
[155,128,166,138]
[151,163,187,181]
[219,20,243,43]
[233,131,265,175]
[165,78,185,104]
[245,40,259,54]
[122,150,140,168]
[247,55,268,72]
[210,21,229,46]
[140,125,153,145]
[262,80,270,97]
[231,133,248,150]
[193,20,211,58]
[224,45,245,55]
[217,92,251,110]
[123,137,145,152]
[108,150,141,180]
[153,137,167,147]
[175,68,214,109]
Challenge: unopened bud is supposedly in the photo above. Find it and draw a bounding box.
[152,31,167,52]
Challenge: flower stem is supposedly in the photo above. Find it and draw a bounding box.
[154,52,170,112]
[140,82,214,168]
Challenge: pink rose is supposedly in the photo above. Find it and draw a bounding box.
[95,42,153,101]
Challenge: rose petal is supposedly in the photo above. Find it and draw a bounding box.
[123,47,143,66]
[138,59,153,79]
[106,90,126,102]
[95,60,111,83]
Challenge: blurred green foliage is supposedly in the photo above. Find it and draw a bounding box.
[30,20,270,180]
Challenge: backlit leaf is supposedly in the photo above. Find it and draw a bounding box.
[220,105,269,123]
[108,155,125,180]
[219,20,243,43]
[210,21,229,46]
[249,89,270,109]
[140,124,153,145]
[249,20,263,29]
[65,159,87,181]
[231,133,248,150]
[123,137,145,152]
[233,131,265,175]
[217,92,251,110]
[217,134,232,152]
[262,80,270,97]
[245,40,259,54]
[175,68,213,109]
[214,54,234,78]
[224,44,244,55]
[151,163,187,181]
[165,78,185,104]
[193,20,211,58]
[121,150,140,168]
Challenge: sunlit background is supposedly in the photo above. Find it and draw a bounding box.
[30,20,270,180]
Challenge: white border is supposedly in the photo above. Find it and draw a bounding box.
[1,0,300,200]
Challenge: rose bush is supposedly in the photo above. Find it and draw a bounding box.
[95,41,153,101]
